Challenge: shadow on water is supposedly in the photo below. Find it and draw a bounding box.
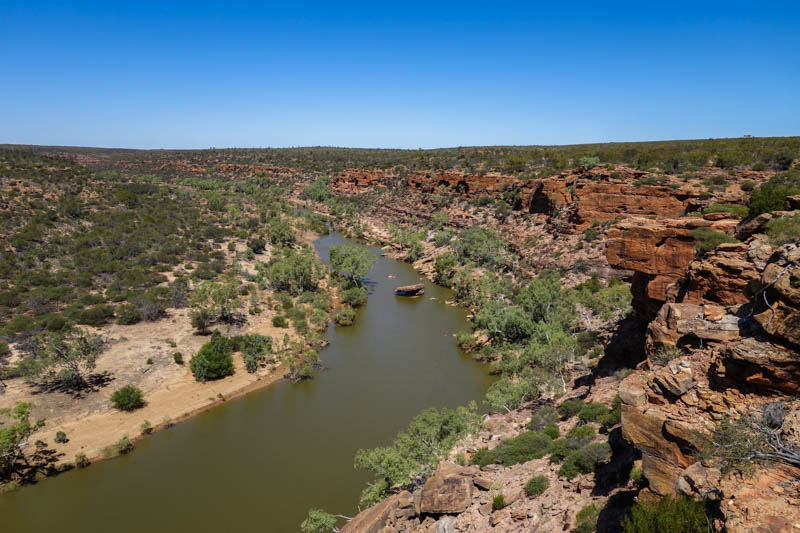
[0,232,494,533]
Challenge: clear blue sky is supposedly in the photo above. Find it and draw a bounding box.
[1,1,798,149]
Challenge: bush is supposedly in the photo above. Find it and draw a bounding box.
[75,453,90,468]
[334,308,356,326]
[691,227,739,253]
[492,494,506,510]
[740,180,756,192]
[0,341,9,358]
[173,352,184,365]
[524,475,549,497]
[189,331,234,382]
[190,308,212,333]
[77,304,115,326]
[470,447,496,467]
[528,405,559,431]
[116,303,141,325]
[557,399,585,419]
[110,385,145,411]
[651,346,683,366]
[575,504,600,533]
[703,203,748,217]
[492,430,553,466]
[340,287,368,308]
[578,402,610,423]
[272,315,288,328]
[622,495,708,533]
[542,423,560,440]
[765,215,800,245]
[103,435,134,457]
[247,237,267,254]
[559,442,612,479]
[749,183,798,215]
[55,431,68,444]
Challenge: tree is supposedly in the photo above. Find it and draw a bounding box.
[329,245,376,287]
[267,217,295,245]
[354,403,480,507]
[452,226,505,267]
[702,402,800,473]
[19,330,104,391]
[485,378,537,413]
[191,278,241,323]
[433,252,458,286]
[258,247,319,295]
[301,509,352,533]
[0,402,45,482]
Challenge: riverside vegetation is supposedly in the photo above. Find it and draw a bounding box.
[1,139,799,532]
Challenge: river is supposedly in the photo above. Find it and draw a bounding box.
[0,232,494,532]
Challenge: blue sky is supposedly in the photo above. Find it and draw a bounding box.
[1,1,798,149]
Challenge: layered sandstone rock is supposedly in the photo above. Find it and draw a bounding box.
[646,302,741,354]
[752,243,800,347]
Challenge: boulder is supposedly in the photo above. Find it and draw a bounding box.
[419,471,473,515]
[654,366,695,397]
[340,494,400,533]
[752,244,800,347]
[719,338,800,394]
[676,462,722,500]
[618,374,648,407]
[395,283,425,296]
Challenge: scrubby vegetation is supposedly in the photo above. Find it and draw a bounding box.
[622,495,708,533]
[354,403,480,507]
[110,385,145,411]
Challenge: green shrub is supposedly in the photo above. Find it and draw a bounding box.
[0,341,9,358]
[492,494,506,510]
[340,287,367,308]
[599,395,622,429]
[651,346,683,366]
[173,352,184,365]
[189,331,234,382]
[691,227,739,253]
[116,303,141,325]
[749,183,798,215]
[76,304,115,326]
[103,435,134,457]
[740,180,756,192]
[55,431,68,444]
[247,237,267,254]
[578,402,610,423]
[765,215,800,245]
[528,405,559,431]
[567,424,597,444]
[557,399,585,419]
[622,495,708,533]
[492,430,553,466]
[703,203,748,217]
[190,308,212,333]
[334,308,356,326]
[559,442,612,479]
[575,504,600,533]
[469,447,494,466]
[523,475,549,497]
[75,453,90,468]
[542,423,560,439]
[110,385,145,411]
[272,315,288,328]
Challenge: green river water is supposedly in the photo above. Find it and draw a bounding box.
[0,232,494,532]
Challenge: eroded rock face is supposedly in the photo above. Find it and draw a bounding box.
[718,338,800,395]
[646,303,741,354]
[669,243,760,306]
[340,493,401,533]
[752,243,800,347]
[606,218,701,317]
